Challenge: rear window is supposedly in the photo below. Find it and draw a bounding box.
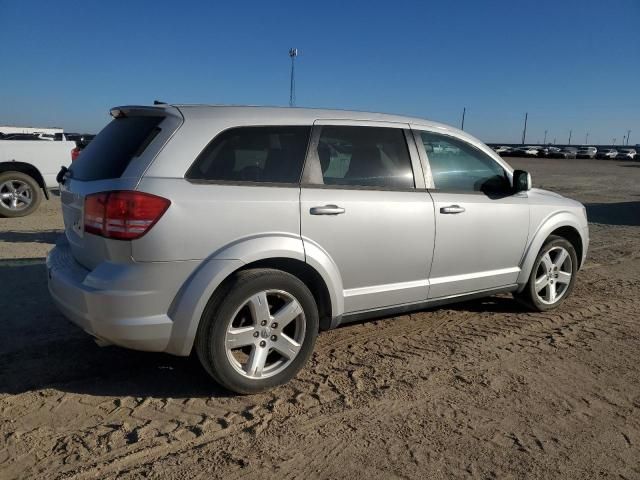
[69,116,162,181]
[186,126,310,184]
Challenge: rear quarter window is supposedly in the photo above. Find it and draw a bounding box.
[69,116,162,181]
[185,126,311,184]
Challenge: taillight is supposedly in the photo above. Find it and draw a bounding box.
[84,191,170,240]
[71,147,80,161]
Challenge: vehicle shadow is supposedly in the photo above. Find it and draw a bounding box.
[0,263,233,399]
[337,294,526,331]
[585,201,640,227]
[446,295,525,314]
[0,229,62,244]
[618,164,640,168]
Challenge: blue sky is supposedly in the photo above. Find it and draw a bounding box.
[0,0,638,144]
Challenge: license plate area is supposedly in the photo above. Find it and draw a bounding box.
[61,191,84,239]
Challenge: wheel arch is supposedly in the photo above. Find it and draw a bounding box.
[550,225,583,267]
[165,234,344,356]
[0,161,49,199]
[517,212,586,290]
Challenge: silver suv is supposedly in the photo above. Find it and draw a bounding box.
[48,105,589,393]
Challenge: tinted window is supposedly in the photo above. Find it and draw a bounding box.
[420,132,509,193]
[70,116,162,181]
[315,126,414,189]
[186,126,310,184]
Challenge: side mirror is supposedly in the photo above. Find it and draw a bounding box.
[513,169,532,193]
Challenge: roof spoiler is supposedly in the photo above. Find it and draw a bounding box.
[109,105,181,120]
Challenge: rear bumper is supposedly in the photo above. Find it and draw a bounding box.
[47,239,195,353]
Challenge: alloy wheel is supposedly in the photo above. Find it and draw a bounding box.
[0,179,33,211]
[224,289,306,379]
[534,246,573,305]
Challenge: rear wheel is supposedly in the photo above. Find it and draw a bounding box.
[196,268,319,394]
[0,172,42,217]
[516,235,578,311]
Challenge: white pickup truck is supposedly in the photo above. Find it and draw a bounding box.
[0,139,74,217]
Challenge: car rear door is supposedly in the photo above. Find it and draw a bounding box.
[413,128,530,299]
[300,121,435,314]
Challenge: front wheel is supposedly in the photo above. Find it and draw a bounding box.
[0,171,42,217]
[195,268,319,394]
[516,235,578,311]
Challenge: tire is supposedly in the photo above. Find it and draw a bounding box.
[195,268,319,394]
[516,235,578,312]
[0,171,42,218]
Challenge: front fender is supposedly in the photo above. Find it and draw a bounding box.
[517,211,588,289]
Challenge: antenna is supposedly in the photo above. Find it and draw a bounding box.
[289,48,298,107]
[461,107,466,131]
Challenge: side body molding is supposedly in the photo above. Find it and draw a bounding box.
[165,233,345,355]
[516,211,588,290]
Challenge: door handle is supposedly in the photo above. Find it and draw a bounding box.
[310,204,345,215]
[440,205,465,214]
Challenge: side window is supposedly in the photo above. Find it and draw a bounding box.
[186,126,311,184]
[315,126,414,189]
[420,131,510,193]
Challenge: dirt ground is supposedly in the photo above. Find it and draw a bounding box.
[1,158,639,479]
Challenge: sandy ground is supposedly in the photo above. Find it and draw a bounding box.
[1,158,639,479]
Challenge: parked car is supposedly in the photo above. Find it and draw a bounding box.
[0,133,45,141]
[576,147,597,159]
[547,147,577,159]
[0,135,75,216]
[616,148,637,160]
[70,135,95,161]
[595,148,618,159]
[48,105,589,394]
[492,145,512,155]
[525,146,542,156]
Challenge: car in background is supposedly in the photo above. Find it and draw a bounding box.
[525,146,542,156]
[1,133,46,141]
[0,134,75,216]
[493,146,512,155]
[547,147,577,159]
[508,146,540,157]
[576,147,597,159]
[595,148,618,160]
[616,148,637,160]
[70,135,95,161]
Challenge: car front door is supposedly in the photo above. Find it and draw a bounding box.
[300,122,435,314]
[414,129,530,299]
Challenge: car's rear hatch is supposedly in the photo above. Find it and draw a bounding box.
[59,105,183,270]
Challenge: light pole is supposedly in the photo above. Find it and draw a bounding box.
[568,130,572,145]
[585,132,589,145]
[543,130,547,144]
[289,48,298,107]
[627,130,631,145]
